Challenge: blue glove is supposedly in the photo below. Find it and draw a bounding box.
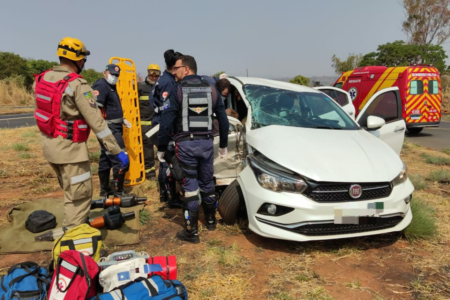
[117,151,129,170]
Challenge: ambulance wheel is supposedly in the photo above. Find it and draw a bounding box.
[407,128,423,134]
[218,179,247,225]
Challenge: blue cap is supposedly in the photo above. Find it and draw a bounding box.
[105,64,120,75]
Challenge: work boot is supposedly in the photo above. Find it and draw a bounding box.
[113,172,127,196]
[98,170,114,197]
[145,169,156,181]
[159,180,168,202]
[167,180,183,209]
[202,201,218,231]
[176,210,200,244]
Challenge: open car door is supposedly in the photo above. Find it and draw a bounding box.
[314,86,355,118]
[356,87,406,155]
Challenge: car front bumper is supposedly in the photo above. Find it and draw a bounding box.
[238,166,414,242]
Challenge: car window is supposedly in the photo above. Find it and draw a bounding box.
[428,80,439,95]
[410,80,423,95]
[334,82,343,89]
[358,91,399,127]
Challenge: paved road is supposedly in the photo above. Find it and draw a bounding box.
[406,121,450,151]
[0,113,35,129]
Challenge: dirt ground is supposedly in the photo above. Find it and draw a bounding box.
[0,127,449,299]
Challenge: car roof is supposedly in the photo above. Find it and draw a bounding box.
[230,77,322,93]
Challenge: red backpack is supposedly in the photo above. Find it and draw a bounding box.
[48,250,99,300]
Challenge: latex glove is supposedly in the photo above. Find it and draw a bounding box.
[219,73,228,79]
[218,147,227,159]
[157,151,166,162]
[116,151,129,169]
[123,118,132,129]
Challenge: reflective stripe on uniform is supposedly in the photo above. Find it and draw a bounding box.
[35,111,49,120]
[65,86,74,96]
[185,189,200,197]
[190,121,209,128]
[141,120,152,125]
[96,102,104,107]
[105,148,126,156]
[96,127,112,139]
[73,238,92,245]
[145,167,155,173]
[106,118,123,124]
[61,260,78,273]
[189,97,208,105]
[71,171,91,185]
[78,125,88,129]
[139,96,149,100]
[36,94,51,102]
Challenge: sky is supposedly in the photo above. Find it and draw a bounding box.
[1,0,449,79]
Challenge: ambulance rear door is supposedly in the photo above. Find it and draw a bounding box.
[314,86,355,118]
[345,76,363,116]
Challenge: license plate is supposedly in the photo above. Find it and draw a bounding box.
[334,202,384,224]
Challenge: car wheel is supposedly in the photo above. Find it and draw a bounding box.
[407,127,423,134]
[218,179,247,225]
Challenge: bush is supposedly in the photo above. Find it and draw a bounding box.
[426,170,450,183]
[89,150,101,162]
[442,148,450,156]
[420,153,450,165]
[404,198,437,241]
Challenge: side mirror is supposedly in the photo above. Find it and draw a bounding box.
[367,116,385,130]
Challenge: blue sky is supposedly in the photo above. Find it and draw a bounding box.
[1,0,448,79]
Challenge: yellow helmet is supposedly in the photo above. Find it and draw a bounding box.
[57,37,90,61]
[147,64,161,76]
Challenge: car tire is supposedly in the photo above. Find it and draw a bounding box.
[407,127,423,134]
[218,179,246,225]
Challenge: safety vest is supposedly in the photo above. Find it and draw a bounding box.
[178,79,214,133]
[34,70,91,143]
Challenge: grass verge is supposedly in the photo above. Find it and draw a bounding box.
[403,198,437,241]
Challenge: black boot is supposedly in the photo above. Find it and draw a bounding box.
[159,180,168,202]
[167,179,183,209]
[98,170,113,197]
[176,210,200,244]
[202,201,217,231]
[113,172,127,196]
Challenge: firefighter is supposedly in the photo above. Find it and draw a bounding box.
[93,64,131,197]
[157,55,229,243]
[137,64,160,179]
[33,37,129,227]
[149,49,184,208]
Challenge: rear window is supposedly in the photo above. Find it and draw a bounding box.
[428,80,439,95]
[410,80,423,95]
[334,82,343,89]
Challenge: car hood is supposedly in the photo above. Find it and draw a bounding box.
[246,125,402,182]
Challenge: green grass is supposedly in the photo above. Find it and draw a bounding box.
[409,174,429,190]
[21,131,36,138]
[426,169,450,183]
[90,164,98,175]
[442,148,450,156]
[272,292,294,300]
[404,198,437,241]
[12,143,29,152]
[139,209,151,226]
[419,153,450,165]
[89,150,101,162]
[19,152,35,159]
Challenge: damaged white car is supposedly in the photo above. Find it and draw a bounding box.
[213,77,413,242]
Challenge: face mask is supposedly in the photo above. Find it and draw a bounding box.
[107,74,118,85]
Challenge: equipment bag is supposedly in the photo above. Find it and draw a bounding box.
[0,261,50,300]
[25,210,57,233]
[147,256,177,280]
[52,224,103,268]
[92,275,187,300]
[48,250,99,300]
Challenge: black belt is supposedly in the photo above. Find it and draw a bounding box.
[176,134,212,143]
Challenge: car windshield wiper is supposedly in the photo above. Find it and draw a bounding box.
[313,126,342,130]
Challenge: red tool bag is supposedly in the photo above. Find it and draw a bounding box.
[48,250,99,300]
[146,256,177,280]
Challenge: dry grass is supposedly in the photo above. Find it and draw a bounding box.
[0,107,34,115]
[0,79,34,106]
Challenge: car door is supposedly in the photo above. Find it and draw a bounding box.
[314,86,355,118]
[356,87,406,155]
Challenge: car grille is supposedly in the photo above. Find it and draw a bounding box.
[290,216,404,236]
[304,182,392,202]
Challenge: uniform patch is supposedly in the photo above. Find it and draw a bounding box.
[189,107,207,114]
[93,90,99,96]
[84,91,96,108]
[162,91,169,99]
[162,103,170,110]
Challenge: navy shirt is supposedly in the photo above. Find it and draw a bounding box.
[158,75,229,152]
[92,78,123,120]
[149,70,177,127]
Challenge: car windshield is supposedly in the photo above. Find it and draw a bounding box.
[243,84,359,130]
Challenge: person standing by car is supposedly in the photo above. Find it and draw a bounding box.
[157,55,229,243]
[149,50,184,208]
[33,37,128,227]
[93,64,131,196]
[138,64,160,179]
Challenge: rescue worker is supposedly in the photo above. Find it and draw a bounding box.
[137,64,160,179]
[93,64,131,197]
[157,55,229,244]
[149,49,184,208]
[33,37,129,227]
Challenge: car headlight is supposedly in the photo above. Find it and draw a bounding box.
[392,161,408,186]
[247,154,307,193]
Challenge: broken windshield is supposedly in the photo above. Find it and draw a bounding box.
[243,85,359,130]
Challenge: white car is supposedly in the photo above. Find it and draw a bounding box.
[213,77,413,242]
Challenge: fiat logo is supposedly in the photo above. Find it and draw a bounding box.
[349,184,362,199]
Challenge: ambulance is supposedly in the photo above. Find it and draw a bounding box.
[333,65,442,133]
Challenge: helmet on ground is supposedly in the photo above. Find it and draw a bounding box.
[57,37,90,61]
[147,64,161,76]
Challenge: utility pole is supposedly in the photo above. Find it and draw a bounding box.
[246,68,248,77]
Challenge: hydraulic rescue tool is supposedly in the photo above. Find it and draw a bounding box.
[91,194,147,209]
[34,206,135,242]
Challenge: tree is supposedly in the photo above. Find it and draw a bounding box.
[80,68,103,85]
[0,52,29,81]
[27,59,58,75]
[402,0,450,45]
[212,71,225,77]
[331,53,363,74]
[289,75,310,86]
[359,40,448,73]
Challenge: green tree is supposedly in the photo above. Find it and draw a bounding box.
[27,59,58,75]
[359,40,448,73]
[0,52,29,81]
[80,68,104,85]
[331,53,363,74]
[289,75,310,86]
[212,71,225,77]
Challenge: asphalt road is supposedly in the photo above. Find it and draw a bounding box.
[0,113,35,129]
[406,121,450,151]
